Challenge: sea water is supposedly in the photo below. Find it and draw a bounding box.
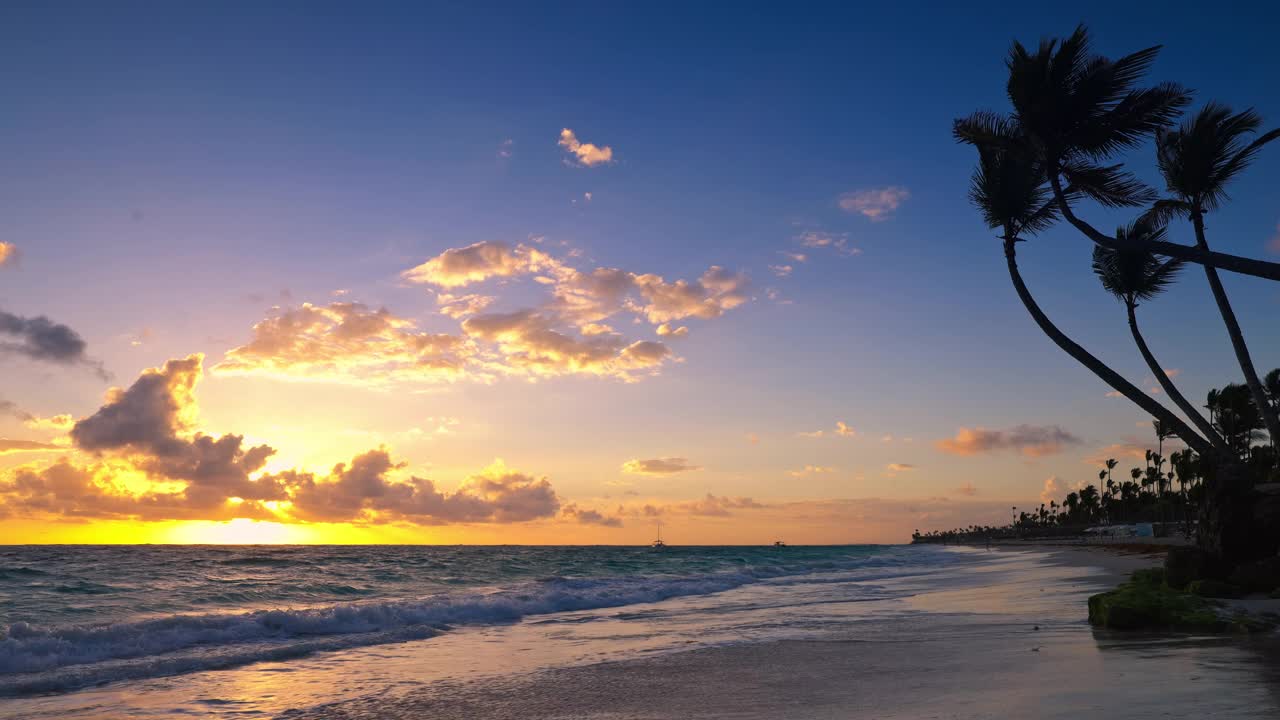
[1,544,960,712]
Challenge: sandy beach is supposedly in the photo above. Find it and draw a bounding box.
[274,546,1280,720]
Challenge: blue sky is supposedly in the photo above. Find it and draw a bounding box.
[0,1,1277,542]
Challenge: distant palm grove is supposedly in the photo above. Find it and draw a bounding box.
[936,26,1279,567]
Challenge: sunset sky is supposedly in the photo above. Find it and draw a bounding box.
[2,1,1277,544]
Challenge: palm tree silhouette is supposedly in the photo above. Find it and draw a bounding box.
[954,114,1213,458]
[1151,103,1280,451]
[994,26,1280,281]
[1091,220,1226,450]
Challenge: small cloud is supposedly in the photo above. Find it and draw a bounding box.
[838,186,909,221]
[621,457,700,475]
[656,323,688,338]
[936,425,1082,457]
[769,264,793,278]
[1040,476,1068,504]
[954,482,978,497]
[1105,391,1124,398]
[789,465,835,478]
[129,327,154,348]
[1164,368,1181,379]
[793,231,859,256]
[779,251,808,263]
[799,421,856,439]
[25,413,74,431]
[498,139,514,159]
[880,434,894,443]
[745,432,759,446]
[0,310,107,378]
[331,289,351,297]
[562,503,622,527]
[886,463,916,474]
[558,128,614,167]
[1266,222,1280,255]
[0,438,62,455]
[0,242,19,268]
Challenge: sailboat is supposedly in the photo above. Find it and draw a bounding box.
[651,520,667,549]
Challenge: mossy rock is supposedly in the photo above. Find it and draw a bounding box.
[1164,547,1219,589]
[1089,571,1226,631]
[1227,556,1280,593]
[1187,579,1244,599]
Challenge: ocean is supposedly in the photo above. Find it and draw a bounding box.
[4,544,1278,719]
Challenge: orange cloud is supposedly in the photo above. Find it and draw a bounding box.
[788,465,835,478]
[621,457,700,475]
[837,186,909,221]
[558,128,614,167]
[216,303,478,385]
[0,242,17,268]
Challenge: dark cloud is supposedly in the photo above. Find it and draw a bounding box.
[0,310,106,378]
[71,355,203,456]
[562,503,624,527]
[0,399,34,422]
[935,425,1083,457]
[2,355,565,526]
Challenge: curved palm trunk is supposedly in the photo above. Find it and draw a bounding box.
[1002,238,1214,458]
[1047,173,1280,281]
[1126,302,1229,452]
[1191,209,1280,455]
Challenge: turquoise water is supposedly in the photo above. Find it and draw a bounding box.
[0,544,949,697]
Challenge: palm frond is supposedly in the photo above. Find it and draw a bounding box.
[1138,198,1192,226]
[1157,103,1280,211]
[1060,161,1157,207]
[1091,217,1185,302]
[960,117,1059,237]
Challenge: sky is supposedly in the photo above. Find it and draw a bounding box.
[1,1,1278,544]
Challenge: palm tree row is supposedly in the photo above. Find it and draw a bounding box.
[954,26,1279,567]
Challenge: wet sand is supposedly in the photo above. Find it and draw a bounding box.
[282,546,1280,719]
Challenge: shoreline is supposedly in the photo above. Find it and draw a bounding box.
[281,545,1280,720]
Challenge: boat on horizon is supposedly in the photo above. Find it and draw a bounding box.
[651,520,667,549]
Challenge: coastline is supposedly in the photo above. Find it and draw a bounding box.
[281,545,1280,720]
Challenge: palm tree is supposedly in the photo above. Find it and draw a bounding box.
[1210,383,1264,458]
[1152,103,1280,451]
[994,25,1280,281]
[1265,369,1280,412]
[1091,221,1226,449]
[954,114,1214,459]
